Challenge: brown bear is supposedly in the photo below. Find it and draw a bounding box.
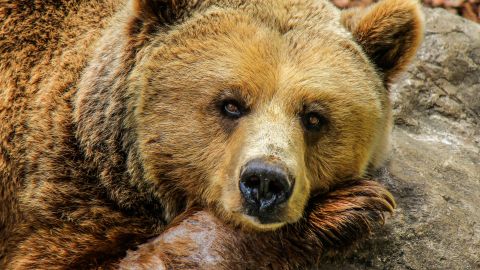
[0,0,423,269]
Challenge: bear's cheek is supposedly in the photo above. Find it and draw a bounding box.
[304,101,384,191]
[282,169,311,222]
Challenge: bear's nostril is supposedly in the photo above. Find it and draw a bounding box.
[244,176,260,189]
[239,158,293,215]
[268,179,285,195]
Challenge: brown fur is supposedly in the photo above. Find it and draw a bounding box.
[0,0,422,268]
[119,179,395,269]
[341,0,424,84]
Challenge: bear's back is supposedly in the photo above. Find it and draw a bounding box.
[0,0,122,265]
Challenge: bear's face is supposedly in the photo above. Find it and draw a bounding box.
[129,0,423,230]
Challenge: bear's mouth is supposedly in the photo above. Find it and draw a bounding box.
[240,212,286,228]
[242,200,289,225]
[252,214,283,225]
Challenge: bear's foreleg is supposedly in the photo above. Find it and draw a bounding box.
[119,179,395,269]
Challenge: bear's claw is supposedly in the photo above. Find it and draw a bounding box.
[119,179,395,269]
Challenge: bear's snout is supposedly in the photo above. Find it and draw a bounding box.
[239,158,294,223]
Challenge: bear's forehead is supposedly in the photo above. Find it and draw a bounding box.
[144,0,379,106]
[155,0,365,71]
[192,0,352,38]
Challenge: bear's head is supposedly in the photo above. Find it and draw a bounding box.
[77,0,423,230]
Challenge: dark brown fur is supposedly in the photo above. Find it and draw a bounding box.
[0,1,157,268]
[119,180,395,269]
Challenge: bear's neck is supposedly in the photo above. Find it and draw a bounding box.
[72,4,186,224]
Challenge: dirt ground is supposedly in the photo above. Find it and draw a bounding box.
[331,0,480,23]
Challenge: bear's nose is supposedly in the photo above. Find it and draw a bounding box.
[239,158,293,214]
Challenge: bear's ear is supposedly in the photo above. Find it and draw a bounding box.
[341,0,424,84]
[132,0,197,25]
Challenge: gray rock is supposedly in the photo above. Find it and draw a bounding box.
[322,8,480,270]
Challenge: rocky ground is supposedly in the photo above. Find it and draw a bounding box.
[322,7,480,270]
[331,0,480,23]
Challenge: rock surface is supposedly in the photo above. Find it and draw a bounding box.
[323,8,480,270]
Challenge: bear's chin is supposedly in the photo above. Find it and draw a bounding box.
[240,215,286,231]
[227,211,298,231]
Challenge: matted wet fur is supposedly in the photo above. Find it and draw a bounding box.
[0,0,422,268]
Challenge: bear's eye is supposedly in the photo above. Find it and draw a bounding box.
[221,100,244,118]
[302,112,328,131]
